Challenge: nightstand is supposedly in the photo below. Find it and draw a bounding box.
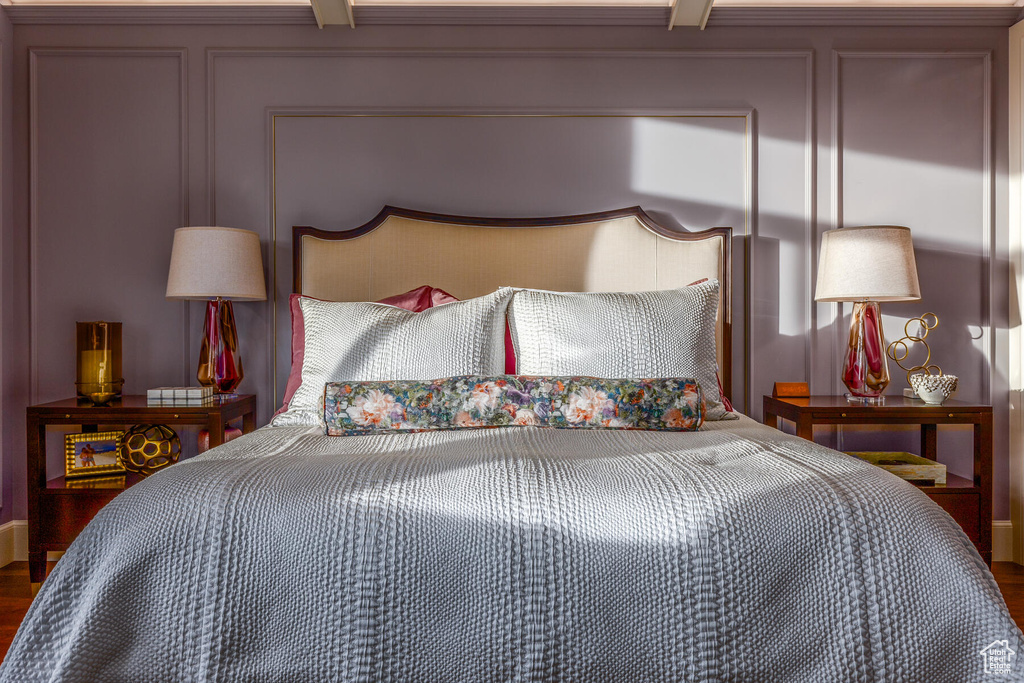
[762,395,992,565]
[27,394,257,588]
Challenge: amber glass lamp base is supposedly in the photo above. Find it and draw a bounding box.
[198,298,243,393]
[842,300,890,398]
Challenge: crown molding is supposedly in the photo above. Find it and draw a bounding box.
[3,4,1020,27]
[4,5,317,24]
[707,6,1023,27]
[3,4,669,25]
[355,6,669,25]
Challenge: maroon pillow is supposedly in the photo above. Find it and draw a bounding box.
[275,286,459,416]
[377,285,459,311]
[197,426,244,453]
[504,318,517,375]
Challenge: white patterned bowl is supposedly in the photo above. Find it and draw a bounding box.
[910,374,958,405]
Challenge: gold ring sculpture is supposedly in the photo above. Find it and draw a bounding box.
[885,312,942,386]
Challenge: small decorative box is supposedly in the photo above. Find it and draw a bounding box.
[847,451,947,486]
[147,386,215,406]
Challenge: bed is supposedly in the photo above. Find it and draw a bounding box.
[1,207,1019,682]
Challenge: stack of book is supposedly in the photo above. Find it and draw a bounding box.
[147,386,216,406]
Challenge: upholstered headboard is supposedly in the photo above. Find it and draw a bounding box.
[293,206,733,399]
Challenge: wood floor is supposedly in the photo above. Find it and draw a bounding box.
[991,561,1024,629]
[0,563,41,661]
[0,561,1022,662]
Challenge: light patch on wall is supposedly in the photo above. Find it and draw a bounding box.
[815,302,837,330]
[968,323,987,357]
[778,239,804,337]
[758,133,807,223]
[843,149,983,249]
[880,313,912,347]
[630,115,812,339]
[630,117,746,224]
[634,116,982,258]
[876,312,964,367]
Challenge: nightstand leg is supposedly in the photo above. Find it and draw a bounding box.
[242,411,255,434]
[29,551,46,586]
[976,416,993,566]
[795,416,814,441]
[27,415,44,591]
[921,424,937,460]
[207,415,225,449]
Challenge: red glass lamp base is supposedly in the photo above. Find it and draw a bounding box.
[198,298,243,393]
[842,300,890,398]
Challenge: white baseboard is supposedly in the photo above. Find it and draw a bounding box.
[0,520,27,567]
[993,520,1014,562]
[0,518,1014,567]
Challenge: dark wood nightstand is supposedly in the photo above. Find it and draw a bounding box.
[27,394,257,588]
[762,395,992,565]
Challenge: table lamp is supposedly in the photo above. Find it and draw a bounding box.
[814,226,921,400]
[166,226,266,393]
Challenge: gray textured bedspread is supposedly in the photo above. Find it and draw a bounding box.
[1,416,1019,682]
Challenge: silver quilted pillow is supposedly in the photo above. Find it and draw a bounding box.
[272,287,514,427]
[507,280,735,420]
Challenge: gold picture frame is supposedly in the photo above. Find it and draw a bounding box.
[64,431,125,479]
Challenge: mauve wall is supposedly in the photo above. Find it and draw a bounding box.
[0,20,1010,523]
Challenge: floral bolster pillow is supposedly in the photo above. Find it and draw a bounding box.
[323,376,705,435]
[544,377,705,430]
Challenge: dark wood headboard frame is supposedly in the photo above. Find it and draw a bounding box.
[293,205,733,401]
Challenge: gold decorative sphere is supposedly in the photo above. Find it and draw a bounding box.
[119,424,181,476]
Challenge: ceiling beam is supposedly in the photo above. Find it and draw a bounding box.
[668,0,714,29]
[310,0,354,27]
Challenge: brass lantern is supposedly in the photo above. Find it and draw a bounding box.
[76,322,124,405]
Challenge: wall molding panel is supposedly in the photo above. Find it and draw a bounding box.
[831,49,995,398]
[829,50,995,396]
[28,47,189,405]
[266,107,760,413]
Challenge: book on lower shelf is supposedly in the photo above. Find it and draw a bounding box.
[147,386,215,405]
[847,451,947,486]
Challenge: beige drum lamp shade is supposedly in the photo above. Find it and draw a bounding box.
[166,227,267,301]
[814,226,921,303]
[166,226,266,393]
